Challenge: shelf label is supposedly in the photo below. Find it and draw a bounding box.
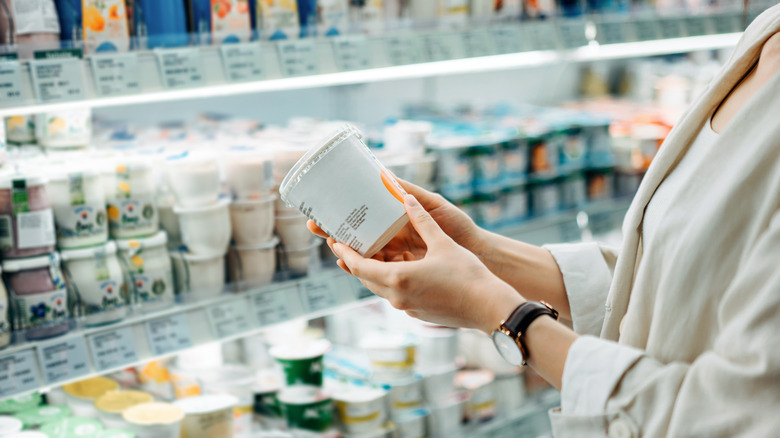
[597,20,628,45]
[558,20,589,48]
[208,298,253,339]
[87,326,139,372]
[524,22,558,51]
[90,53,141,97]
[0,349,40,397]
[0,59,25,106]
[145,313,193,356]
[421,33,456,62]
[155,48,205,90]
[658,17,685,39]
[332,35,371,72]
[491,25,523,54]
[36,336,90,385]
[385,34,422,65]
[633,19,660,41]
[683,16,709,36]
[712,14,739,34]
[461,29,493,58]
[30,50,85,103]
[253,287,297,327]
[300,276,339,313]
[220,42,264,82]
[276,40,318,77]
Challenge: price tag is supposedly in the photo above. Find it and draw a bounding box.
[253,287,296,326]
[684,16,709,36]
[90,53,141,97]
[331,35,372,71]
[491,25,523,54]
[276,40,318,77]
[219,42,264,82]
[558,20,589,49]
[36,336,90,385]
[461,29,493,58]
[30,49,85,103]
[524,22,559,51]
[207,298,253,339]
[712,14,739,34]
[145,313,194,356]
[597,20,628,45]
[300,276,339,313]
[633,18,660,41]
[87,326,139,372]
[421,33,456,62]
[385,34,422,65]
[155,48,205,90]
[658,17,684,39]
[0,349,40,397]
[0,58,25,106]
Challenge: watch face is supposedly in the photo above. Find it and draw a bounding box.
[492,330,524,366]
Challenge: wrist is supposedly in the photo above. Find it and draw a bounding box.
[481,281,525,334]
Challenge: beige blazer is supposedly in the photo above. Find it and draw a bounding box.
[546,5,780,437]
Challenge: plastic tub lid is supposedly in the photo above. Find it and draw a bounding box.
[276,385,330,405]
[279,124,360,203]
[331,387,386,403]
[63,377,119,400]
[269,338,331,361]
[196,365,256,389]
[14,405,71,428]
[44,164,101,182]
[60,241,117,262]
[2,254,59,273]
[173,395,238,415]
[98,429,136,438]
[0,173,47,189]
[172,197,230,215]
[233,236,279,251]
[122,402,184,425]
[40,417,104,437]
[94,390,154,414]
[114,231,168,252]
[0,416,22,434]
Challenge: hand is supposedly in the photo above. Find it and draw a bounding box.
[307,178,485,263]
[329,193,524,334]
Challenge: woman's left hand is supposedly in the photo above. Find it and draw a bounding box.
[329,194,524,334]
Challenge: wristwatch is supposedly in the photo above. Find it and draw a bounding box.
[492,301,558,366]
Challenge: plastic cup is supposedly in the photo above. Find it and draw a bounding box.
[274,213,312,250]
[164,151,220,208]
[360,333,418,379]
[230,196,275,247]
[174,198,231,255]
[276,386,333,432]
[269,339,331,386]
[170,251,226,300]
[122,402,184,438]
[174,395,237,438]
[332,387,388,433]
[227,238,278,287]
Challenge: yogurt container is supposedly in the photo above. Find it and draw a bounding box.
[224,146,275,201]
[393,408,428,438]
[0,416,22,435]
[277,386,333,432]
[95,390,154,429]
[0,393,42,414]
[174,395,237,438]
[173,198,231,255]
[115,232,174,312]
[63,377,120,417]
[421,365,456,406]
[34,110,91,149]
[501,139,529,184]
[227,238,278,287]
[5,116,35,145]
[210,0,252,44]
[170,251,226,300]
[270,339,331,386]
[155,196,180,247]
[104,162,159,239]
[427,391,468,436]
[81,0,131,53]
[40,417,104,437]
[455,369,496,422]
[46,168,109,249]
[0,270,11,348]
[279,125,408,258]
[230,197,275,247]
[14,405,71,429]
[4,433,49,438]
[0,174,57,259]
[122,402,184,438]
[164,151,221,208]
[98,429,137,438]
[379,377,423,414]
[61,241,128,327]
[360,333,417,379]
[333,387,387,433]
[197,366,256,437]
[415,326,459,372]
[274,213,311,250]
[284,236,321,277]
[256,0,300,40]
[3,254,70,340]
[502,187,529,223]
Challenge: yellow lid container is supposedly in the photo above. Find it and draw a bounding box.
[63,377,119,400]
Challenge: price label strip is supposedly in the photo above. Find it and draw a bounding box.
[633,18,660,41]
[155,48,206,90]
[87,326,139,372]
[0,57,25,106]
[385,34,423,65]
[30,49,85,103]
[332,35,372,72]
[558,20,589,49]
[253,287,297,327]
[683,16,709,36]
[0,349,40,397]
[207,298,253,339]
[491,25,523,54]
[421,33,455,62]
[524,22,559,51]
[461,29,493,58]
[276,40,318,77]
[300,276,339,313]
[658,17,685,39]
[219,42,265,83]
[145,313,194,356]
[90,52,141,97]
[597,20,628,45]
[36,336,90,385]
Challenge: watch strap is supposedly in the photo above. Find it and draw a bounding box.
[501,301,558,365]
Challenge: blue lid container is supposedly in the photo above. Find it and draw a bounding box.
[297,0,317,37]
[54,0,82,48]
[132,0,189,48]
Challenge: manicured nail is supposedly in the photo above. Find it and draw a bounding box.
[405,194,418,207]
[332,243,342,256]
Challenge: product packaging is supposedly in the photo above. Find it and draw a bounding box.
[255,0,299,40]
[81,0,131,53]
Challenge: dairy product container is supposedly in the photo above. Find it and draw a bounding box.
[501,139,529,184]
[529,181,559,216]
[473,193,503,229]
[379,377,423,415]
[174,198,231,255]
[224,146,275,200]
[210,0,252,43]
[472,145,503,194]
[495,0,521,19]
[95,390,154,429]
[283,241,319,276]
[4,432,49,438]
[427,391,468,436]
[3,254,69,340]
[470,0,495,19]
[493,371,526,418]
[0,174,56,259]
[34,110,91,149]
[360,333,417,379]
[502,187,529,223]
[46,168,109,249]
[270,339,331,386]
[559,173,587,209]
[40,417,104,437]
[14,405,71,429]
[277,385,332,432]
[319,0,348,36]
[54,0,83,48]
[156,195,181,247]
[164,151,220,208]
[61,241,128,327]
[197,366,256,437]
[0,393,42,415]
[256,0,299,40]
[81,0,130,53]
[408,0,437,22]
[186,0,212,44]
[415,326,458,372]
[2,0,60,58]
[0,416,22,435]
[230,196,275,246]
[393,408,428,438]
[455,369,496,422]
[168,343,222,399]
[98,429,137,438]
[382,121,431,155]
[4,116,35,144]
[63,377,120,417]
[279,125,408,258]
[129,0,189,49]
[349,0,384,35]
[296,0,316,37]
[587,171,614,202]
[0,269,11,348]
[115,232,174,311]
[122,402,184,438]
[333,387,388,433]
[274,212,310,250]
[529,137,558,176]
[170,251,225,300]
[421,365,456,405]
[227,237,278,287]
[104,162,159,239]
[174,395,237,438]
[439,0,469,28]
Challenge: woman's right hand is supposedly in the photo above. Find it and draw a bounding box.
[307,179,486,262]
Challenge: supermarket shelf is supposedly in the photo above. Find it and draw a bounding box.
[0,10,750,117]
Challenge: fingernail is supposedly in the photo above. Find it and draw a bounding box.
[332,243,342,256]
[405,194,418,207]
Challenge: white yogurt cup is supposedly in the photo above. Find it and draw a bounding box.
[122,402,184,438]
[174,198,231,255]
[284,241,320,276]
[393,408,428,438]
[46,167,109,249]
[274,196,299,217]
[333,387,388,434]
[379,376,423,415]
[34,110,91,148]
[174,395,237,438]
[197,366,256,437]
[275,213,312,250]
[415,326,459,372]
[156,195,181,247]
[224,146,275,201]
[227,238,278,287]
[421,365,456,406]
[456,369,497,422]
[230,196,275,247]
[164,151,221,208]
[0,416,23,435]
[360,333,418,379]
[115,232,174,312]
[104,160,159,240]
[427,391,468,436]
[279,125,409,258]
[170,251,226,300]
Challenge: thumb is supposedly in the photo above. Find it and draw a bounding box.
[404,194,447,247]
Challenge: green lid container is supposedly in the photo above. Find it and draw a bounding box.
[40,417,103,437]
[270,339,331,387]
[0,394,42,415]
[14,405,71,429]
[98,428,136,438]
[277,385,333,432]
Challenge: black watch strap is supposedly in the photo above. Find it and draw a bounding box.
[502,301,559,363]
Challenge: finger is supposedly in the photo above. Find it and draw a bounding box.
[402,251,415,262]
[396,178,434,203]
[332,243,390,286]
[307,220,329,238]
[336,259,352,275]
[403,194,448,248]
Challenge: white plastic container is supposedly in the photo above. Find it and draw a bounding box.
[230,197,275,247]
[165,151,221,208]
[122,402,184,438]
[394,408,428,438]
[415,326,459,372]
[227,238,278,287]
[104,161,159,239]
[427,391,468,436]
[63,377,120,418]
[115,232,174,311]
[383,121,431,155]
[0,416,23,435]
[156,195,180,246]
[421,365,456,406]
[279,125,408,258]
[34,110,91,148]
[284,241,320,276]
[4,115,35,144]
[381,376,423,415]
[333,387,388,434]
[61,241,128,327]
[46,168,109,249]
[456,369,496,422]
[360,333,417,379]
[170,251,225,300]
[197,366,255,437]
[275,213,311,250]
[174,395,237,438]
[94,390,154,429]
[174,199,231,255]
[224,147,274,201]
